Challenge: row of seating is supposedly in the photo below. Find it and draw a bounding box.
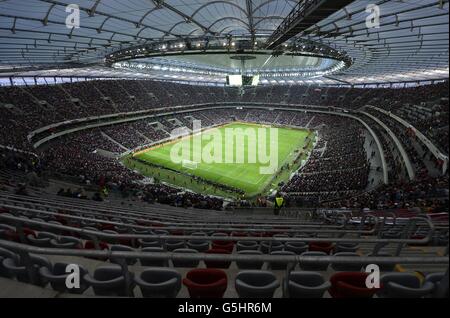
[1,248,445,298]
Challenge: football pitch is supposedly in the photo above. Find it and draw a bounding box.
[127,122,313,198]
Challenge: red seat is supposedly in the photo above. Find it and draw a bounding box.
[309,242,334,254]
[170,229,184,236]
[23,228,36,238]
[84,240,109,250]
[329,272,380,298]
[84,240,109,260]
[100,223,115,231]
[1,230,20,242]
[204,249,232,269]
[212,240,234,253]
[183,269,228,298]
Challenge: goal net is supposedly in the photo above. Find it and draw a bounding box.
[182,160,198,170]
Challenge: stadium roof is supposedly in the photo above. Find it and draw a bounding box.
[0,0,448,85]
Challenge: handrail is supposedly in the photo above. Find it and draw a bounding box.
[0,214,437,245]
[0,202,349,230]
[0,195,326,227]
[0,239,448,266]
[0,210,378,237]
[0,192,311,224]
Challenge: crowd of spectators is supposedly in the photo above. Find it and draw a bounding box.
[0,80,448,211]
[283,117,370,197]
[323,174,449,214]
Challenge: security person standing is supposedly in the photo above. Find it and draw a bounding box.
[274,192,285,216]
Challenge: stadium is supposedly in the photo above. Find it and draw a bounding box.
[0,0,448,301]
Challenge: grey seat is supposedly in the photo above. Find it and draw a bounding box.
[334,243,359,253]
[132,228,152,235]
[153,230,169,235]
[110,245,137,265]
[2,254,52,286]
[165,240,185,252]
[27,232,57,247]
[367,253,396,271]
[425,272,448,298]
[0,247,18,278]
[236,250,264,270]
[331,252,363,271]
[236,241,259,252]
[269,251,296,270]
[50,236,82,249]
[39,262,89,294]
[140,247,169,267]
[102,230,119,244]
[138,238,163,248]
[284,242,308,255]
[172,248,200,268]
[135,268,182,298]
[235,271,280,298]
[0,224,15,231]
[261,241,284,254]
[382,230,401,239]
[187,240,209,252]
[378,273,435,298]
[83,265,134,297]
[299,251,329,271]
[283,271,331,298]
[80,227,99,240]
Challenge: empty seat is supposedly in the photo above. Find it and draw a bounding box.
[283,271,331,298]
[2,254,52,286]
[39,262,89,294]
[299,252,329,271]
[284,242,308,255]
[84,240,109,260]
[140,247,169,267]
[138,238,162,248]
[329,272,379,298]
[334,243,359,253]
[425,273,448,298]
[132,228,152,235]
[110,245,137,265]
[309,242,334,254]
[135,268,181,298]
[183,269,228,298]
[235,271,280,298]
[260,241,284,254]
[50,236,82,249]
[378,273,435,298]
[27,232,57,247]
[172,248,199,268]
[236,250,264,270]
[331,252,363,271]
[366,253,396,271]
[187,239,209,252]
[102,230,120,244]
[83,265,134,297]
[381,230,401,239]
[0,247,18,278]
[205,249,232,269]
[236,241,259,252]
[268,251,296,270]
[211,240,234,253]
[165,239,185,252]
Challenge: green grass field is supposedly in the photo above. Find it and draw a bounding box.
[124,122,313,198]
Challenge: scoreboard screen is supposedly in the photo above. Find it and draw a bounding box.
[226,75,260,87]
